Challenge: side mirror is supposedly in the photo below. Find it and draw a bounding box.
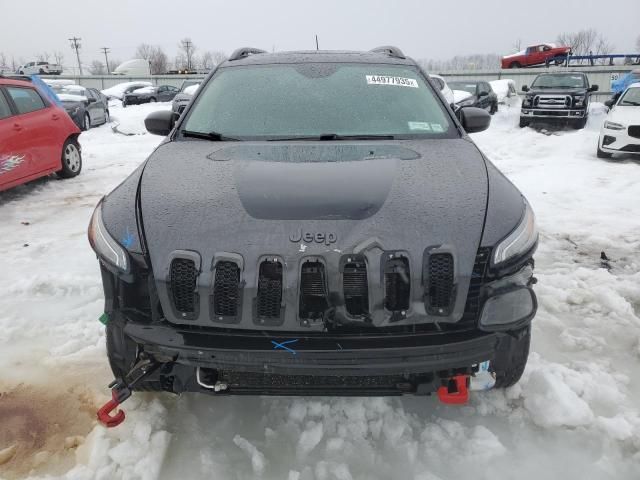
[458,107,491,134]
[145,110,175,136]
[478,91,488,97]
[522,85,529,92]
[590,84,599,92]
[87,97,96,104]
[604,99,614,108]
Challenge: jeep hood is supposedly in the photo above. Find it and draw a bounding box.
[139,139,490,328]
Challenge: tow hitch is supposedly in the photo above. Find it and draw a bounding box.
[97,355,161,428]
[437,374,470,405]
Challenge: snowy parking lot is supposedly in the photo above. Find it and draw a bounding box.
[1,102,639,480]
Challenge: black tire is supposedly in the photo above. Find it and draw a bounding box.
[104,110,110,124]
[39,68,45,74]
[149,97,157,103]
[19,70,24,75]
[510,62,521,69]
[490,102,498,115]
[492,326,531,388]
[519,117,529,128]
[106,319,165,392]
[574,117,587,129]
[82,113,90,131]
[56,138,82,178]
[597,144,613,159]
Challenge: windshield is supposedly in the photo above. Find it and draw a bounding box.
[448,82,477,94]
[531,74,586,89]
[619,87,640,106]
[182,63,454,140]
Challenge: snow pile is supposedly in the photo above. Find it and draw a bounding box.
[130,86,155,95]
[58,93,88,102]
[489,79,515,103]
[0,102,639,479]
[183,84,200,96]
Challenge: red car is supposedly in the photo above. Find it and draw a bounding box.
[501,43,571,69]
[0,76,82,192]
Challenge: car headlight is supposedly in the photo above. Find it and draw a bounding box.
[574,95,585,107]
[493,200,538,266]
[457,97,475,107]
[88,200,129,272]
[604,121,625,131]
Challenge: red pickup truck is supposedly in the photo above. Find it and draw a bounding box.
[502,43,571,69]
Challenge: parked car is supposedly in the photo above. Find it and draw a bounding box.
[520,72,598,129]
[90,46,538,422]
[54,85,110,130]
[0,76,82,192]
[597,82,640,158]
[101,82,153,101]
[123,85,179,107]
[17,61,63,75]
[490,79,520,108]
[449,80,498,114]
[171,80,201,115]
[501,43,571,69]
[429,74,454,104]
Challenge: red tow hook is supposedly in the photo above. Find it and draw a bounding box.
[437,375,470,405]
[97,388,128,427]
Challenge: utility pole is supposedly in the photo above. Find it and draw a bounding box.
[181,39,193,71]
[100,47,111,74]
[315,35,319,51]
[69,37,83,75]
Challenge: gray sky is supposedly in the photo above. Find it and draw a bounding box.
[1,0,638,67]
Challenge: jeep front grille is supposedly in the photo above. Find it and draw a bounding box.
[461,248,491,325]
[427,253,454,314]
[384,256,411,312]
[213,261,241,317]
[343,260,369,317]
[299,261,329,320]
[170,258,197,314]
[256,260,283,319]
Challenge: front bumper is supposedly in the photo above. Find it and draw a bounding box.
[599,127,640,154]
[520,108,586,119]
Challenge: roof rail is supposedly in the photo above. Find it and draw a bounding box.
[228,47,268,62]
[370,46,406,59]
[0,74,32,82]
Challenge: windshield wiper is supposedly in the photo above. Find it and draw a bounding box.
[621,101,640,106]
[267,133,395,141]
[181,129,240,141]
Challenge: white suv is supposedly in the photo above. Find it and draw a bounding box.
[598,83,640,159]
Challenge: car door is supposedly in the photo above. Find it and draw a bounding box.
[89,89,107,122]
[85,89,101,124]
[157,85,168,101]
[0,87,33,190]
[5,85,60,173]
[165,85,179,101]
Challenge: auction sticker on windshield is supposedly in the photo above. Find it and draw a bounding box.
[366,75,419,88]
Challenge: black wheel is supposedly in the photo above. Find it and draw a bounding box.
[106,318,166,392]
[554,56,566,66]
[574,117,587,129]
[122,100,127,108]
[597,143,613,159]
[519,117,529,128]
[19,70,24,75]
[56,138,82,178]
[103,109,110,124]
[39,68,45,74]
[492,326,531,388]
[149,97,157,103]
[510,62,521,69]
[82,113,90,131]
[490,102,498,115]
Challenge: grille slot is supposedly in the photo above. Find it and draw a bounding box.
[461,248,491,325]
[256,260,283,319]
[299,261,329,320]
[427,253,454,314]
[629,125,640,139]
[170,258,198,314]
[213,261,241,317]
[343,261,369,317]
[384,257,410,311]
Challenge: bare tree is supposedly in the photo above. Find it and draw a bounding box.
[89,60,107,75]
[512,39,522,52]
[174,53,187,71]
[178,38,196,70]
[107,58,121,73]
[0,52,6,67]
[420,53,501,72]
[135,44,169,74]
[53,51,64,67]
[36,52,50,62]
[556,29,613,63]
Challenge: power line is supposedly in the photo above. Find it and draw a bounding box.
[69,37,83,75]
[100,47,111,74]
[181,39,193,70]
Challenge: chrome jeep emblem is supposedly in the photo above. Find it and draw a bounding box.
[289,229,337,245]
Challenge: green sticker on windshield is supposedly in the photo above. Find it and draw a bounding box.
[408,121,431,131]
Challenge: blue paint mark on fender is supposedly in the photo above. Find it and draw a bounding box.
[121,227,135,249]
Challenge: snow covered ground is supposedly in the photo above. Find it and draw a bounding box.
[0,102,639,480]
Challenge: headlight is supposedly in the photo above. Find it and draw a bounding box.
[493,200,538,266]
[574,96,585,107]
[457,97,475,107]
[88,200,129,272]
[604,121,625,131]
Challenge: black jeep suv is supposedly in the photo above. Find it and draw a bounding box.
[520,71,598,129]
[89,47,538,404]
